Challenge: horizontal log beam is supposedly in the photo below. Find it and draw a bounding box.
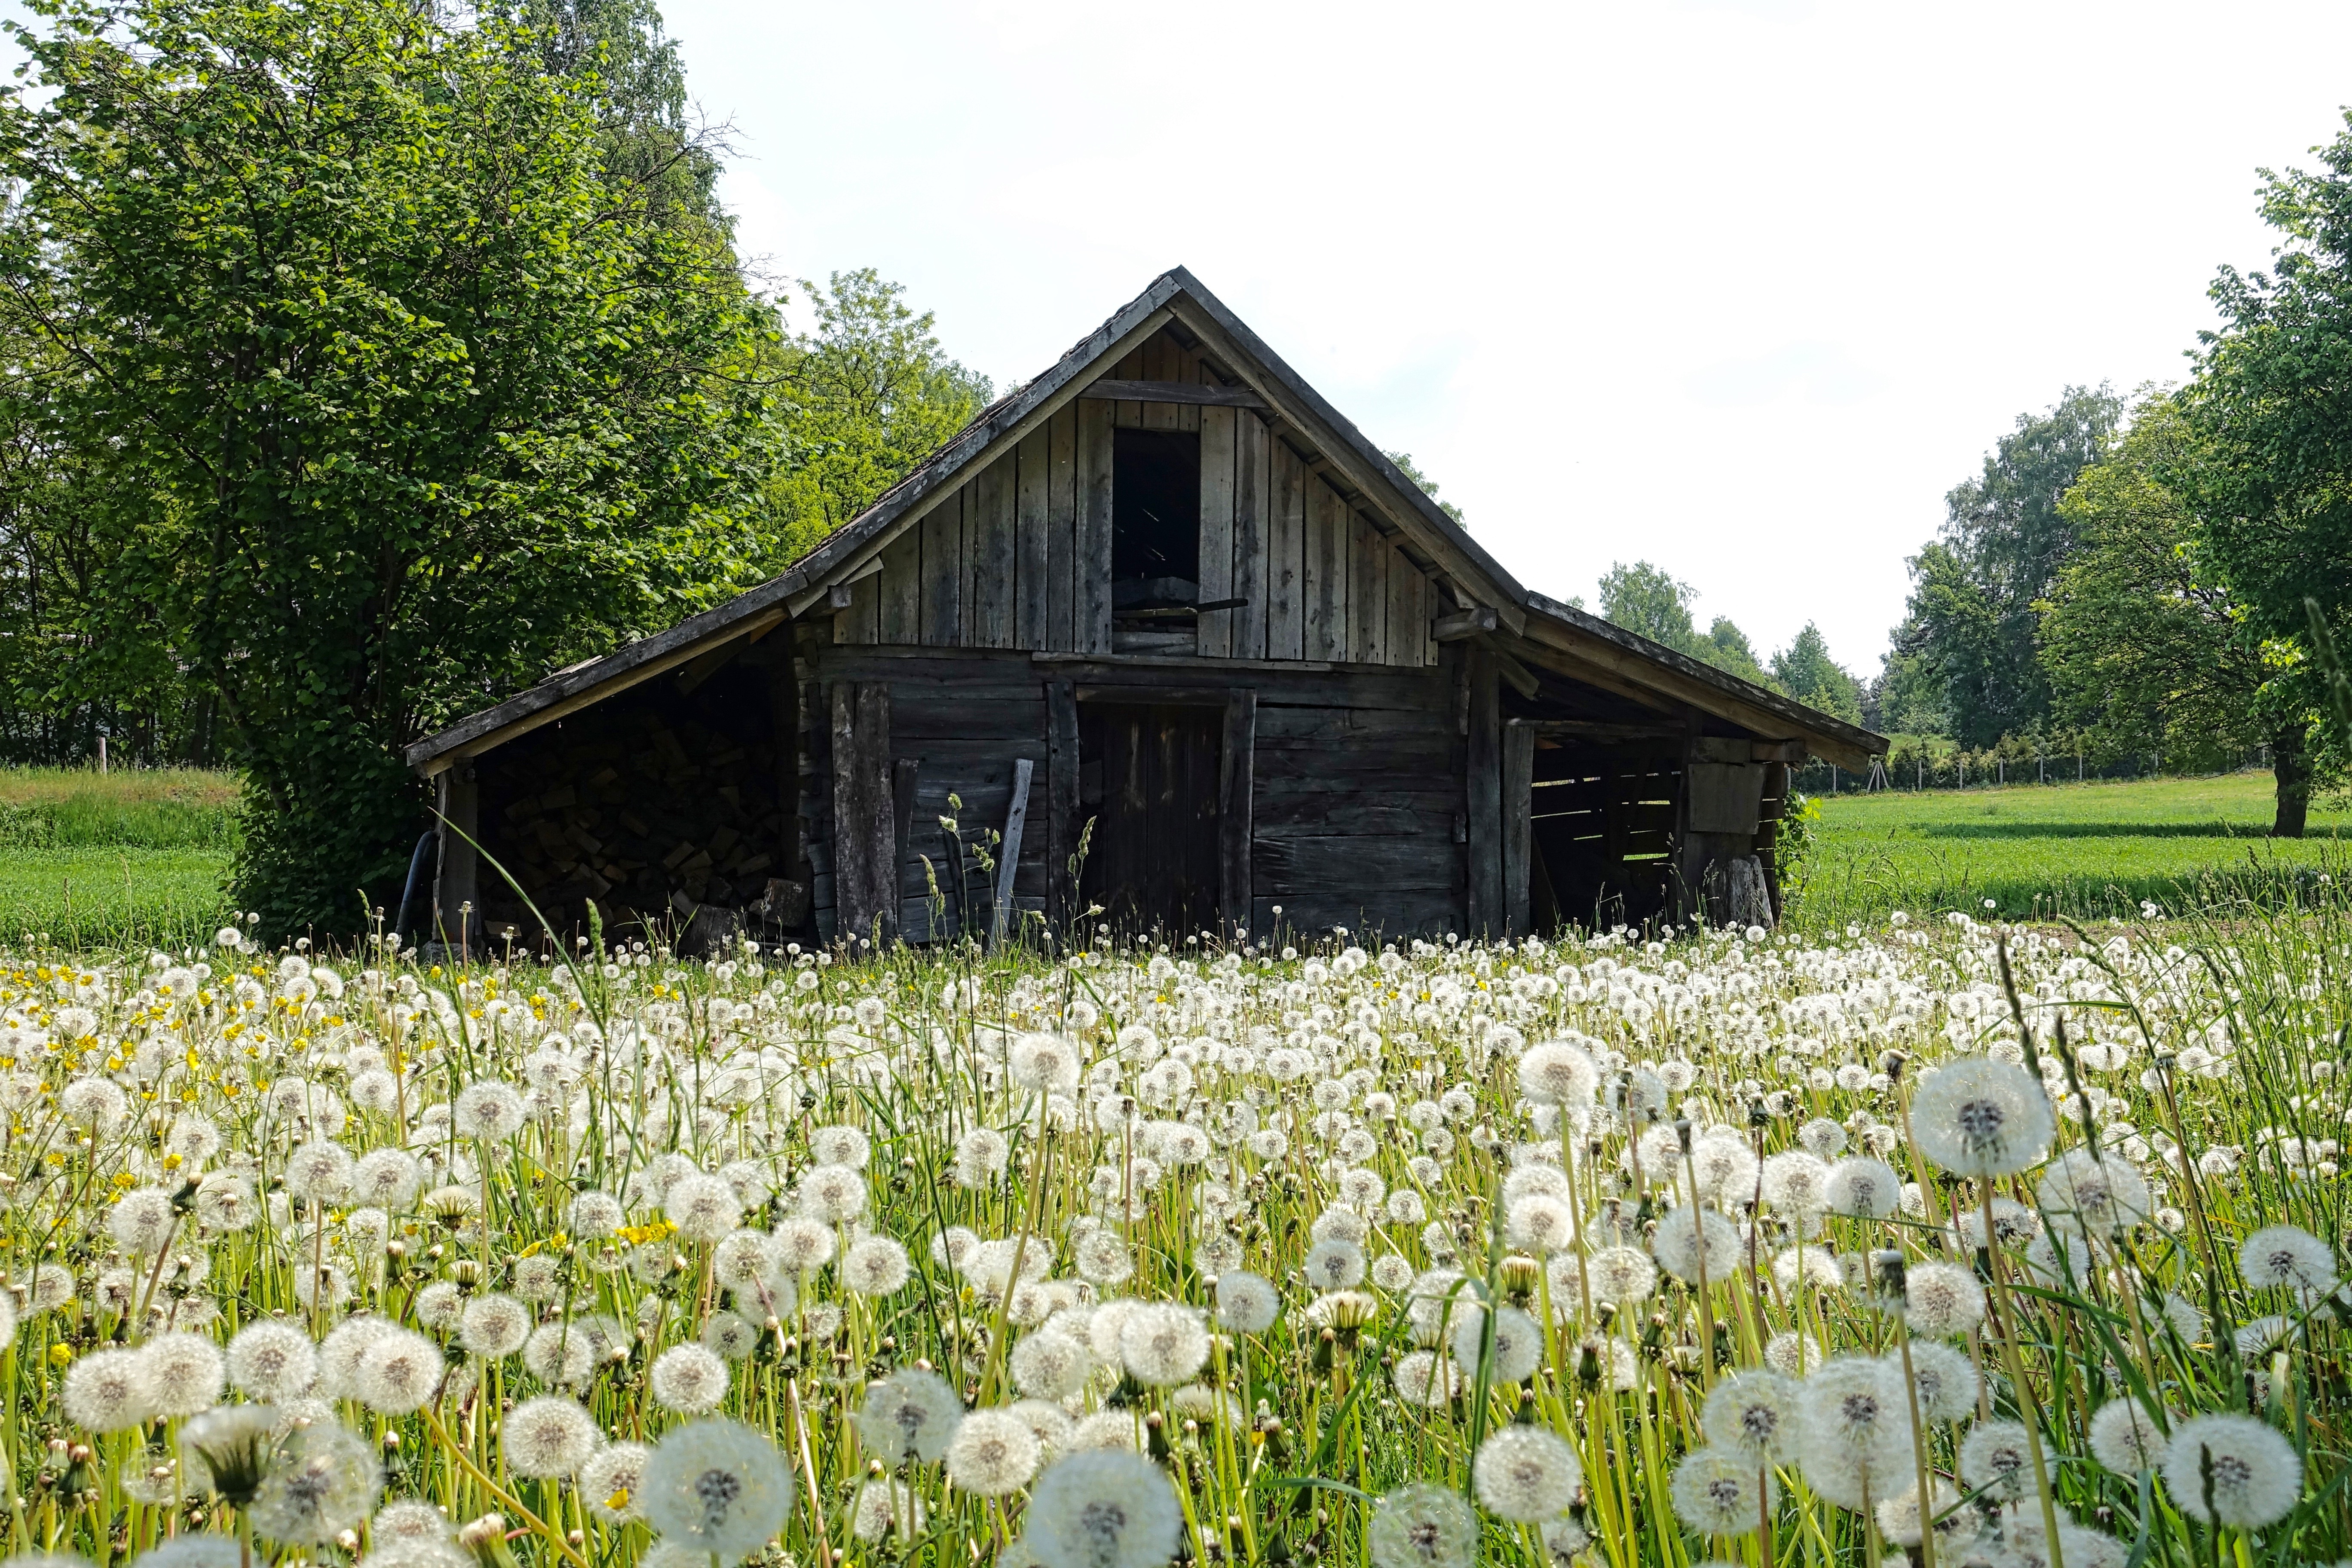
[1078,379,1268,408]
[1432,607,1498,641]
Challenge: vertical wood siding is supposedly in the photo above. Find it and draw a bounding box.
[831,327,1439,669]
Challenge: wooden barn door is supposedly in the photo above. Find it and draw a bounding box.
[1080,702,1225,937]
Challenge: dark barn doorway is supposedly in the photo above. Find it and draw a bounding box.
[1079,701,1222,936]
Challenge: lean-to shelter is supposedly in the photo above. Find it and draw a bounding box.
[404,268,1884,953]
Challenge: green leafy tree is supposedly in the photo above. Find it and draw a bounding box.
[2181,112,2352,747]
[508,0,725,230]
[1598,561,1699,649]
[1597,560,1780,689]
[1894,386,2122,742]
[2045,395,2316,833]
[0,0,775,936]
[761,270,992,566]
[1384,450,1465,524]
[1770,623,1863,725]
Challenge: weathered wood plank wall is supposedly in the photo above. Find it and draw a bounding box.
[799,631,1464,942]
[832,327,1439,672]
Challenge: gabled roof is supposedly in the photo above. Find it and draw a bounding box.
[406,267,1887,774]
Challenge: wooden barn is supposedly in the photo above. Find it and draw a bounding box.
[404,269,1884,954]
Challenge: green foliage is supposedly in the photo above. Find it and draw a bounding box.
[1597,560,1699,649]
[1892,386,2123,744]
[2037,393,2321,820]
[760,270,993,567]
[508,0,725,230]
[1382,450,1465,524]
[2185,116,2352,638]
[0,0,777,939]
[1596,560,1856,699]
[1770,622,1863,723]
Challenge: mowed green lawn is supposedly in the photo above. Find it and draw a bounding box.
[1,768,239,946]
[1794,770,2352,924]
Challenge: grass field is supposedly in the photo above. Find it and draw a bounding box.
[1792,767,2352,924]
[8,765,2350,945]
[0,766,239,943]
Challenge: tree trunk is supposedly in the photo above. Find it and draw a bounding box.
[2272,726,2313,838]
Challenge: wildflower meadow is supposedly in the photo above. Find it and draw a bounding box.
[0,899,2343,1568]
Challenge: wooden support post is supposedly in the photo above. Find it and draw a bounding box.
[892,758,922,933]
[1219,688,1256,937]
[831,683,896,946]
[763,651,806,927]
[992,758,1035,947]
[1046,680,1081,927]
[434,765,480,958]
[1465,649,1502,937]
[1503,722,1534,939]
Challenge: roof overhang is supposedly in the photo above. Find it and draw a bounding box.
[406,267,1886,776]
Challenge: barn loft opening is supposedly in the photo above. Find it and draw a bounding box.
[1111,427,1200,608]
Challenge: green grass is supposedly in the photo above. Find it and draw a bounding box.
[0,845,235,946]
[0,764,242,847]
[1790,768,2352,924]
[0,766,240,943]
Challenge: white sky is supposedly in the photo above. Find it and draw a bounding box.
[664,0,2352,677]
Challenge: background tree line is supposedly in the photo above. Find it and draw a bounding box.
[1594,111,2352,839]
[0,0,986,934]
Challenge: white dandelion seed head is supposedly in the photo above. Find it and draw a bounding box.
[665,1172,743,1243]
[1024,1450,1183,1568]
[451,1081,527,1142]
[638,1417,795,1562]
[1368,1482,1479,1568]
[459,1294,532,1360]
[944,1409,1041,1497]
[1450,1305,1542,1386]
[139,1331,225,1419]
[568,1191,625,1238]
[1882,1341,1978,1426]
[1392,1350,1463,1408]
[1702,1369,1801,1467]
[249,1420,382,1545]
[356,1329,443,1415]
[579,1439,652,1522]
[504,1396,601,1479]
[1671,1447,1773,1536]
[1902,1262,1987,1338]
[227,1322,318,1403]
[842,1234,912,1297]
[1824,1157,1902,1219]
[1518,1041,1599,1106]
[1473,1424,1583,1522]
[63,1346,156,1432]
[2035,1147,2152,1234]
[808,1124,871,1168]
[795,1165,867,1225]
[856,1369,963,1464]
[1118,1303,1210,1386]
[1215,1271,1280,1334]
[1588,1245,1659,1307]
[1909,1058,2054,1178]
[2161,1413,2302,1528]
[1651,1204,1740,1285]
[1011,1329,1093,1401]
[649,1344,731,1415]
[2089,1399,2174,1476]
[1958,1419,2036,1501]
[2239,1225,2338,1297]
[109,1186,178,1258]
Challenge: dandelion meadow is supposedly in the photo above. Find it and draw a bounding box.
[0,905,2343,1568]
